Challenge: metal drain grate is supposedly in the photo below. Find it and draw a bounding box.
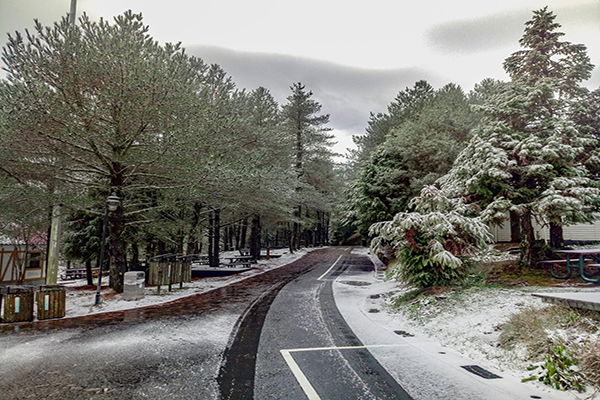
[461,365,502,379]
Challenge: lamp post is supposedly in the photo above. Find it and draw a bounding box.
[94,195,120,306]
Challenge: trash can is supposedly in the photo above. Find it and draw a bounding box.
[36,285,66,320]
[1,286,34,323]
[123,271,145,301]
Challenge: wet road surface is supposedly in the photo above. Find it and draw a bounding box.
[0,250,328,399]
[0,248,410,399]
[252,248,410,400]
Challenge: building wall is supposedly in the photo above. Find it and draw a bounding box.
[0,245,46,285]
[490,212,600,243]
[490,220,512,242]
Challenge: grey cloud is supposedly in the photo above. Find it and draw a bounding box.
[426,3,600,54]
[186,45,438,138]
[426,10,530,54]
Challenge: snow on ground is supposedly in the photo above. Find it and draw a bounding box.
[60,248,319,318]
[376,283,600,377]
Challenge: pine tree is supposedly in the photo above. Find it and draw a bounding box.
[0,12,207,291]
[343,83,475,237]
[441,7,600,265]
[282,83,335,250]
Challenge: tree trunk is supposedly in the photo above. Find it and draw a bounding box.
[131,242,140,270]
[223,224,230,252]
[510,211,520,242]
[550,221,564,249]
[85,259,93,286]
[235,221,241,250]
[291,205,301,251]
[214,209,220,265]
[250,214,261,260]
[519,210,536,267]
[188,203,203,255]
[208,212,215,267]
[108,205,127,293]
[288,222,294,253]
[107,164,128,293]
[240,218,248,250]
[324,212,330,245]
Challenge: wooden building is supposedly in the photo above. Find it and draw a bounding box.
[0,242,47,286]
[490,213,600,244]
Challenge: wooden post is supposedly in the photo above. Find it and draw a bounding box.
[157,270,162,294]
[168,263,172,292]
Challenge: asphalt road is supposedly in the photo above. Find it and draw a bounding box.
[0,309,236,399]
[0,248,412,399]
[252,248,411,400]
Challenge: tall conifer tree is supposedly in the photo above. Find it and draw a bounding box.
[282,83,334,250]
[441,7,600,265]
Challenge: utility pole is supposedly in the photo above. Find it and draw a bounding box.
[69,0,77,25]
[46,0,76,285]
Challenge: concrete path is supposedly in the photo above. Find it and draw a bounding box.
[333,250,576,400]
[532,292,600,312]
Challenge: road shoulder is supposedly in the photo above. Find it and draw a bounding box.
[332,250,574,400]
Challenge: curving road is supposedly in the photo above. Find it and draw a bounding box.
[3,248,403,399]
[219,247,410,399]
[1,247,567,400]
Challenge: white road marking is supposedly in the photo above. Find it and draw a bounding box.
[317,255,343,281]
[280,344,409,399]
[284,344,409,353]
[281,349,322,400]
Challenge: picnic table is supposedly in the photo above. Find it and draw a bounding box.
[61,268,99,280]
[177,254,209,264]
[542,248,600,283]
[223,256,253,267]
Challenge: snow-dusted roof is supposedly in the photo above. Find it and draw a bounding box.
[0,233,47,247]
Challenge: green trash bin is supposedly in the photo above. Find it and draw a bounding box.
[36,285,66,320]
[1,286,34,323]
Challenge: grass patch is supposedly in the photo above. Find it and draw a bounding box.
[388,283,496,322]
[391,288,427,307]
[500,305,600,390]
[487,262,596,287]
[580,341,600,389]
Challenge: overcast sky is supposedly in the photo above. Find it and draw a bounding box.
[0,0,598,157]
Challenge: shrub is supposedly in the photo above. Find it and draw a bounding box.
[370,186,491,288]
[523,342,586,392]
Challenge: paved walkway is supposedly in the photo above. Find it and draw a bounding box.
[2,249,597,399]
[334,251,575,400]
[532,292,600,311]
[0,251,325,333]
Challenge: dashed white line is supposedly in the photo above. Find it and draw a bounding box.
[317,255,343,281]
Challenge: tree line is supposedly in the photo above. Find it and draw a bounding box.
[339,7,600,274]
[0,12,339,291]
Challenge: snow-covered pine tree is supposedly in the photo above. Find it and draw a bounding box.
[440,7,600,266]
